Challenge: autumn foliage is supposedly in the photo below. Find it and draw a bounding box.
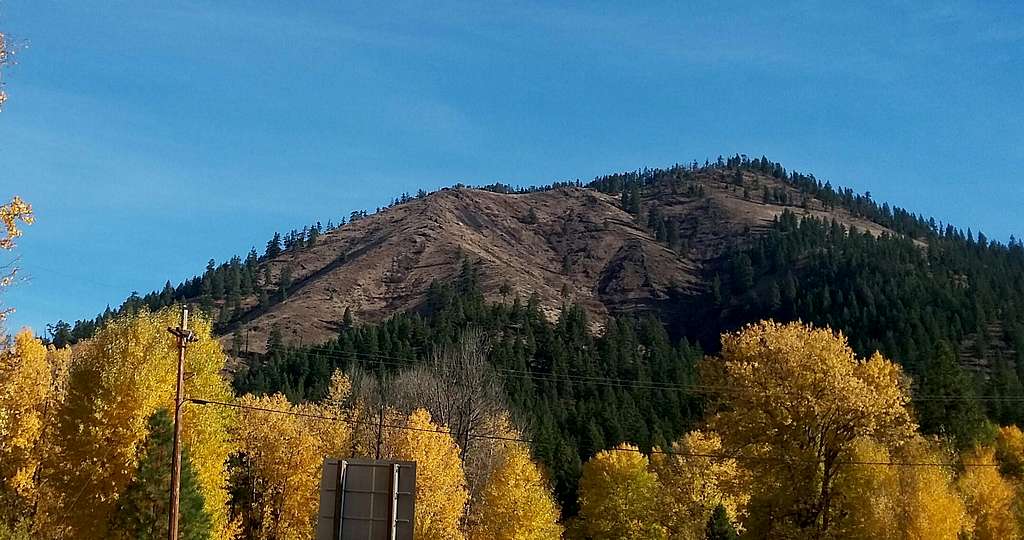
[577,444,666,539]
[958,446,1020,540]
[231,386,350,540]
[468,437,563,540]
[650,430,747,539]
[0,196,33,321]
[0,330,69,531]
[570,320,1024,539]
[707,320,918,536]
[393,409,469,540]
[9,308,1024,539]
[48,308,236,538]
[5,212,1024,540]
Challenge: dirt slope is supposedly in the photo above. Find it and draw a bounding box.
[223,170,900,353]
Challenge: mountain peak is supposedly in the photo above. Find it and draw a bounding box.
[220,166,900,354]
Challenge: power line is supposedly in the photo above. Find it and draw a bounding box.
[190,396,1001,468]
[258,348,766,394]
[642,446,998,468]
[256,348,715,392]
[31,265,1023,402]
[287,347,1017,400]
[250,347,1024,402]
[188,397,526,444]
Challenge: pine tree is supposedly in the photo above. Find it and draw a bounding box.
[730,253,754,292]
[211,268,225,300]
[108,409,212,540]
[200,260,215,299]
[765,282,782,312]
[266,325,284,354]
[231,331,243,357]
[711,274,723,307]
[525,207,538,224]
[628,186,642,215]
[276,265,293,301]
[265,232,282,258]
[665,220,679,247]
[987,354,1024,426]
[159,280,174,306]
[916,341,986,447]
[258,289,270,310]
[245,247,259,269]
[705,504,739,540]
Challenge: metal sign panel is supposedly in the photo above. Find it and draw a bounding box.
[316,458,416,540]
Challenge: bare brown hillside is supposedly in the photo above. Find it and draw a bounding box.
[221,170,901,353]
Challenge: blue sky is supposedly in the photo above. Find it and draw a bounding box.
[2,0,1023,335]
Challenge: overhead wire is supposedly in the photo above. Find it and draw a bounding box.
[189,396,1001,468]
[189,397,526,443]
[244,346,1024,402]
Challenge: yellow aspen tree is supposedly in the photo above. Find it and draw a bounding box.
[25,344,73,538]
[13,343,72,539]
[649,430,748,539]
[996,425,1024,479]
[705,320,916,537]
[467,438,562,540]
[311,370,354,457]
[42,343,72,404]
[0,330,50,521]
[832,438,900,539]
[48,308,235,539]
[577,445,667,540]
[0,196,31,248]
[834,437,969,540]
[896,437,968,540]
[958,446,1020,540]
[233,387,351,540]
[993,427,1024,537]
[0,334,70,537]
[393,408,468,540]
[0,196,32,251]
[0,196,33,321]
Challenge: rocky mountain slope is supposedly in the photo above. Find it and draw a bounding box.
[223,168,899,353]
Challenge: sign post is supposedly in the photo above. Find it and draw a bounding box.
[316,458,416,540]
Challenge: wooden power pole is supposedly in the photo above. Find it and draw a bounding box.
[167,307,197,540]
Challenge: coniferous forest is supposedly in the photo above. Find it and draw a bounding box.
[226,157,1024,521]
[8,3,1024,537]
[9,156,1024,539]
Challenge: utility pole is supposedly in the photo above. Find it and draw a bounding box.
[375,356,384,459]
[167,307,197,540]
